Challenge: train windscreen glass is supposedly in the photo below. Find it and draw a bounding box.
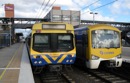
[33,34,50,52]
[33,33,73,52]
[58,34,73,51]
[92,29,120,48]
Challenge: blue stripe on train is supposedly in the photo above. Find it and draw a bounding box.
[30,54,76,66]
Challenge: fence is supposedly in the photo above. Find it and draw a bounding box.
[0,33,10,48]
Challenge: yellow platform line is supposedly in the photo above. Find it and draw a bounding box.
[0,68,20,70]
[0,43,23,80]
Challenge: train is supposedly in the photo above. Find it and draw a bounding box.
[27,22,76,73]
[74,24,122,69]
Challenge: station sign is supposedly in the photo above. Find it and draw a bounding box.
[5,4,14,11]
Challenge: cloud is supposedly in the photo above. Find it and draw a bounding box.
[54,0,73,6]
[110,0,130,15]
[54,0,114,21]
[81,8,114,21]
[0,7,4,17]
[0,0,115,21]
[72,0,91,7]
[81,13,114,21]
[53,0,114,21]
[95,14,114,21]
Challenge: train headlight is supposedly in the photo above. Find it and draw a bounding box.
[39,61,42,64]
[34,61,37,64]
[117,54,121,58]
[70,60,73,62]
[66,60,69,63]
[92,55,99,60]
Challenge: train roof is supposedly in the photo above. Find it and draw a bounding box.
[74,26,88,31]
[32,22,74,30]
[35,22,69,24]
[74,24,120,32]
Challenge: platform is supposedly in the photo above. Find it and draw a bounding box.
[0,43,34,83]
[0,43,130,83]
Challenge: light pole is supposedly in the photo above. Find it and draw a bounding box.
[9,24,12,46]
[90,12,98,24]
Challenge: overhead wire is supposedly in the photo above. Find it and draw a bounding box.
[38,0,50,18]
[72,0,100,16]
[81,0,101,11]
[23,0,45,29]
[35,0,45,18]
[42,0,57,18]
[81,0,118,15]
[18,0,118,33]
[18,0,55,34]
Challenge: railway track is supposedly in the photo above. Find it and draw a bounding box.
[34,62,130,83]
[73,63,130,83]
[34,70,75,83]
[86,62,130,83]
[106,62,130,82]
[66,66,105,83]
[87,69,129,83]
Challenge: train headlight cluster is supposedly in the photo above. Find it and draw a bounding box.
[92,55,99,60]
[33,55,43,65]
[65,54,74,63]
[66,59,73,63]
[34,61,42,64]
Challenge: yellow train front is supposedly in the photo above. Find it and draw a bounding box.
[75,24,122,69]
[29,22,76,71]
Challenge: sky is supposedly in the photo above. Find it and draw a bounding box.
[0,0,130,37]
[0,0,130,22]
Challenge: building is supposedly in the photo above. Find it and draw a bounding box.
[5,4,14,18]
[44,6,80,26]
[0,4,14,47]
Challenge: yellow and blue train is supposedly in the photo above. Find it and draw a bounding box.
[27,22,76,72]
[74,24,122,69]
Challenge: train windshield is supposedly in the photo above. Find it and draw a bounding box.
[33,33,74,52]
[58,34,73,51]
[92,29,120,48]
[33,34,50,52]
